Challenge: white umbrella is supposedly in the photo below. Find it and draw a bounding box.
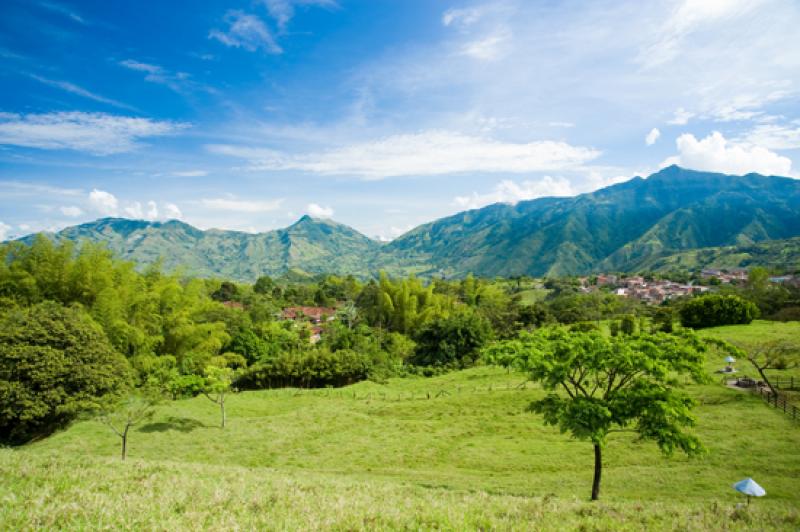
[733,478,765,504]
[724,355,736,363]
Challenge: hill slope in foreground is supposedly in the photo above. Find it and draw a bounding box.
[3,322,800,530]
[17,166,800,280]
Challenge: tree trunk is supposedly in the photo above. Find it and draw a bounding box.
[121,425,129,461]
[591,444,602,501]
[754,363,776,395]
[220,399,226,429]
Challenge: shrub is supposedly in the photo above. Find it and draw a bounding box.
[679,294,759,329]
[0,302,132,443]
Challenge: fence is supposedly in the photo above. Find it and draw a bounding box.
[256,380,534,402]
[754,386,800,422]
[770,376,799,391]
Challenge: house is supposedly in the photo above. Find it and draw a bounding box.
[281,306,337,324]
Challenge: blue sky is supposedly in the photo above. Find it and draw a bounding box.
[1,0,799,241]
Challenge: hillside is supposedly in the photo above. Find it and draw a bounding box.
[385,166,800,277]
[5,326,800,530]
[13,166,800,280]
[20,215,381,280]
[635,237,800,273]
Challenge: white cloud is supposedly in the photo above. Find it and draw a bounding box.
[29,74,135,111]
[442,7,482,27]
[263,0,337,31]
[741,124,800,150]
[119,60,204,94]
[662,131,793,176]
[668,107,694,126]
[460,29,512,61]
[0,221,11,241]
[146,201,159,220]
[0,112,186,155]
[209,11,281,53]
[164,203,183,220]
[208,130,600,180]
[171,169,208,177]
[88,189,119,216]
[645,127,661,146]
[60,205,83,217]
[306,203,334,217]
[454,176,574,210]
[639,0,766,68]
[200,197,284,212]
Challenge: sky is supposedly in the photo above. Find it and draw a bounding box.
[1,0,799,241]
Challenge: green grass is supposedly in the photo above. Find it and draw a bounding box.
[3,322,800,530]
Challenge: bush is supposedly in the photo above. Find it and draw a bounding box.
[679,294,759,329]
[411,310,492,367]
[0,302,132,443]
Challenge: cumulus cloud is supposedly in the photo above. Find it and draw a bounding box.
[146,201,159,220]
[0,112,186,155]
[0,221,11,241]
[662,131,793,176]
[306,203,334,217]
[60,205,83,217]
[164,203,183,220]
[454,176,574,210]
[89,189,119,216]
[645,127,661,146]
[209,11,282,53]
[208,130,600,180]
[200,197,284,212]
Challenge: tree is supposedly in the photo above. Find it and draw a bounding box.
[97,392,159,460]
[0,302,132,443]
[412,309,492,367]
[203,365,235,428]
[253,275,275,295]
[711,339,799,395]
[679,294,759,329]
[484,328,707,500]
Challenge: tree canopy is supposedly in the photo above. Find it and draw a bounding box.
[484,328,708,500]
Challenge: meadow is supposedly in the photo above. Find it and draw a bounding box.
[2,322,799,530]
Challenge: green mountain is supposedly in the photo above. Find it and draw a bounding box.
[635,237,800,273]
[384,165,800,277]
[21,215,381,280]
[14,166,800,280]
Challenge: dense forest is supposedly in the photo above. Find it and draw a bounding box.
[1,236,798,443]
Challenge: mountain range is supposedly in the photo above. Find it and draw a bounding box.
[15,166,800,280]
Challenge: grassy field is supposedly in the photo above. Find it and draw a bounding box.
[3,322,800,530]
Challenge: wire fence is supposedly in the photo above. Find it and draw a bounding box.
[255,380,535,402]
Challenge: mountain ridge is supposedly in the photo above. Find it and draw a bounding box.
[11,166,800,280]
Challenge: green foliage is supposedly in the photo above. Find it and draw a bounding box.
[0,302,132,443]
[411,309,492,367]
[679,294,759,329]
[484,328,708,499]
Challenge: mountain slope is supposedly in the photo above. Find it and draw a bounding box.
[384,166,800,276]
[21,215,381,280]
[13,166,800,279]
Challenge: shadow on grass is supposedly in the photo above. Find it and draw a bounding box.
[138,416,206,433]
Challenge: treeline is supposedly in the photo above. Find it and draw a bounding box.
[1,237,797,443]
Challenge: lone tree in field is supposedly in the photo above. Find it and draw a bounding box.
[98,392,160,460]
[484,327,708,501]
[203,365,235,428]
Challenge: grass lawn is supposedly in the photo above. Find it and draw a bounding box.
[2,321,800,530]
